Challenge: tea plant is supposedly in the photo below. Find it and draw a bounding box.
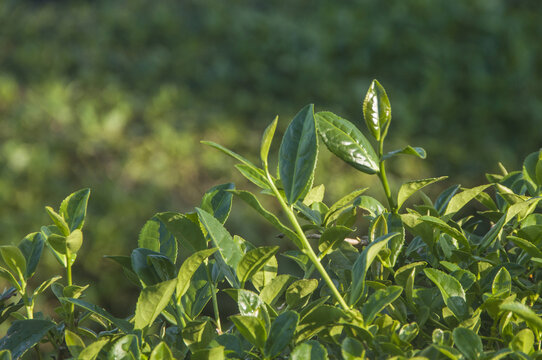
[1,81,542,359]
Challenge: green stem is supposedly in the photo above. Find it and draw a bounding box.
[205,262,222,333]
[265,172,350,311]
[378,140,397,213]
[66,252,74,328]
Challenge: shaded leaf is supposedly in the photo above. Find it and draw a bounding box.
[230,315,267,349]
[200,183,235,224]
[279,104,318,204]
[62,298,133,333]
[452,327,482,360]
[0,320,55,359]
[362,286,403,326]
[291,340,328,360]
[264,310,299,359]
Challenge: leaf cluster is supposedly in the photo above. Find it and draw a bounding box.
[1,81,542,359]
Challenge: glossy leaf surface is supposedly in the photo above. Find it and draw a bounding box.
[363,79,391,141]
[316,111,379,174]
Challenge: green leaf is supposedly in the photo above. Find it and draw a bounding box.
[177,248,217,302]
[76,339,108,360]
[279,104,318,204]
[492,267,511,297]
[500,302,542,333]
[134,278,176,330]
[138,216,177,263]
[452,327,483,360]
[230,315,267,349]
[182,317,217,352]
[363,79,391,141]
[260,274,296,306]
[477,214,506,253]
[131,248,163,286]
[264,310,299,359]
[62,297,133,333]
[200,183,235,224]
[252,254,278,291]
[0,266,20,291]
[291,340,328,360]
[237,246,279,287]
[261,116,278,169]
[508,235,542,258]
[108,334,140,360]
[201,140,257,168]
[387,213,405,267]
[18,232,44,279]
[324,188,368,225]
[424,268,468,321]
[318,226,353,253]
[59,188,90,232]
[382,146,426,161]
[303,184,325,206]
[419,216,470,250]
[0,320,55,359]
[45,206,70,236]
[509,328,534,355]
[65,329,85,357]
[0,246,26,281]
[0,351,10,360]
[444,184,492,216]
[149,342,174,360]
[235,164,270,189]
[348,233,400,306]
[230,190,301,247]
[523,150,542,188]
[191,346,226,360]
[66,229,83,254]
[397,177,447,211]
[196,208,243,270]
[156,212,207,254]
[342,337,365,360]
[33,275,62,297]
[434,185,461,214]
[286,279,319,308]
[361,285,403,326]
[316,111,379,174]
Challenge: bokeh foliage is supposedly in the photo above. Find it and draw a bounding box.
[1,0,541,314]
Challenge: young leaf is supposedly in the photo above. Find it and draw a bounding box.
[316,111,379,174]
[264,310,299,359]
[237,246,279,287]
[201,140,257,168]
[76,339,108,360]
[424,268,468,321]
[150,342,174,360]
[45,206,70,236]
[182,318,217,352]
[509,328,534,355]
[196,208,243,271]
[286,279,319,309]
[397,177,447,211]
[261,116,278,169]
[200,183,235,224]
[363,79,391,141]
[234,164,270,189]
[230,315,267,350]
[279,104,318,204]
[156,212,207,254]
[500,302,542,333]
[382,146,426,161]
[523,150,542,188]
[508,235,542,258]
[323,187,368,225]
[109,335,140,359]
[452,327,483,360]
[59,188,90,232]
[361,286,403,326]
[176,248,217,302]
[260,274,296,306]
[134,278,176,330]
[444,184,492,216]
[0,246,26,281]
[348,233,400,306]
[18,232,44,279]
[64,329,85,357]
[342,337,365,360]
[66,229,83,254]
[419,216,470,250]
[138,216,177,263]
[0,320,56,359]
[291,340,328,360]
[62,298,133,333]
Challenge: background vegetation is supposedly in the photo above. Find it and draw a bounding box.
[1,0,541,316]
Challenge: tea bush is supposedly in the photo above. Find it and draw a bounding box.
[1,81,542,359]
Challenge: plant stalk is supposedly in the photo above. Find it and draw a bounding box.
[378,139,397,213]
[265,172,350,311]
[66,252,75,328]
[205,262,222,333]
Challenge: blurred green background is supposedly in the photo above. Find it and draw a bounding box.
[1,0,541,316]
